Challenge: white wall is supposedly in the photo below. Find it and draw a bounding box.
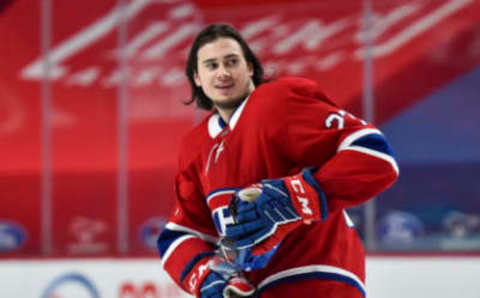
[1,257,479,297]
[366,256,480,298]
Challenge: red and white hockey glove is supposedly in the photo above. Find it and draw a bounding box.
[226,169,327,257]
[182,255,255,298]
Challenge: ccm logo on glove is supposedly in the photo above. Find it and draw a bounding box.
[189,262,209,292]
[289,178,313,216]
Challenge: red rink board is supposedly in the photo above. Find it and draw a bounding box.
[0,0,479,257]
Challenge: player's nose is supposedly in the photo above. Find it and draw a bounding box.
[216,64,231,79]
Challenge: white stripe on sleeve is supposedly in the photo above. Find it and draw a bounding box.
[160,234,195,268]
[166,222,219,244]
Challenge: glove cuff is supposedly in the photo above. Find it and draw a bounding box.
[284,170,327,222]
[302,168,328,221]
[223,276,256,297]
[181,256,212,296]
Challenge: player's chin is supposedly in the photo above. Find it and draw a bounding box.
[212,96,244,110]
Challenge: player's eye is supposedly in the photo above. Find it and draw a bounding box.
[205,62,218,70]
[225,58,238,67]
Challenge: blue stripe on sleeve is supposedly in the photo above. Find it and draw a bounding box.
[180,251,216,282]
[156,229,188,258]
[351,133,395,156]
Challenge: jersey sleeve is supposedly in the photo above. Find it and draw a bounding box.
[270,78,399,218]
[157,142,219,294]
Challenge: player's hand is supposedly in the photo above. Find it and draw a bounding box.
[188,256,255,298]
[226,169,327,257]
[218,237,280,272]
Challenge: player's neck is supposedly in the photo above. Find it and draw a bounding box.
[217,108,236,125]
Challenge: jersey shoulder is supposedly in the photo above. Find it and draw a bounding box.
[253,76,338,108]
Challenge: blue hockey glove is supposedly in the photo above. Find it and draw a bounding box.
[198,257,255,298]
[200,271,228,298]
[182,255,255,298]
[226,169,327,257]
[219,236,280,272]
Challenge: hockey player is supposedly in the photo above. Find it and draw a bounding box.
[157,23,399,298]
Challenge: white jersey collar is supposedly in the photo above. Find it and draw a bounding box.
[207,114,223,139]
[207,95,250,139]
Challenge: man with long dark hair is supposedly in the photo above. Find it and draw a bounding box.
[158,23,398,298]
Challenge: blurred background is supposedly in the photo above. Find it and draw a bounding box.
[1,0,480,297]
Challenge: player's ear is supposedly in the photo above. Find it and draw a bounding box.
[248,62,253,77]
[194,71,202,87]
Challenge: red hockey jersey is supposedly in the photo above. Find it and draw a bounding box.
[157,77,399,296]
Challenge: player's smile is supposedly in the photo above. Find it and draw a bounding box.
[215,83,235,94]
[215,83,234,88]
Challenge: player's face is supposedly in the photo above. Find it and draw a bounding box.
[194,38,255,113]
